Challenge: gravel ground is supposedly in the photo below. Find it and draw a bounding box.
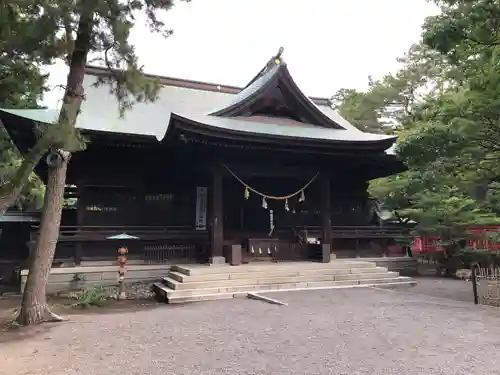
[405,277,474,303]
[2,287,500,375]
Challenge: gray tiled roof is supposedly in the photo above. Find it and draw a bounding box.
[172,113,395,143]
[0,106,395,146]
[315,105,363,133]
[208,63,280,114]
[77,74,373,141]
[1,71,395,149]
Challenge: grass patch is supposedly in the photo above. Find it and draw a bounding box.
[69,286,112,309]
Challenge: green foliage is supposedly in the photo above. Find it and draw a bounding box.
[331,43,454,134]
[70,286,110,308]
[335,2,500,243]
[331,88,386,133]
[0,0,190,213]
[459,249,500,268]
[0,4,48,210]
[71,273,85,282]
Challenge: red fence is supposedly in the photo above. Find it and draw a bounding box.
[412,226,500,253]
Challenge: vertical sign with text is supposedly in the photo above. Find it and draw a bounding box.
[195,186,208,230]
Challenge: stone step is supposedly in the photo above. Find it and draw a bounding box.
[164,277,417,304]
[167,266,389,283]
[167,292,246,304]
[172,261,377,276]
[164,277,404,298]
[162,272,400,290]
[153,283,244,303]
[152,282,169,302]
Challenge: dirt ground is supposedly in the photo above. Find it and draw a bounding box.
[0,295,159,343]
[402,276,474,303]
[0,276,474,340]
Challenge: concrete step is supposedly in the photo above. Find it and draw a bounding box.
[167,266,389,283]
[163,276,409,298]
[152,261,417,304]
[172,261,377,276]
[153,282,243,303]
[162,272,400,290]
[167,292,246,304]
[152,282,169,302]
[163,277,417,304]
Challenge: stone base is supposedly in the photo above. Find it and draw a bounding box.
[321,244,331,263]
[20,264,171,294]
[209,256,226,266]
[229,245,242,266]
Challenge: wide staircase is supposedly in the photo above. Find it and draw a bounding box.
[152,260,416,304]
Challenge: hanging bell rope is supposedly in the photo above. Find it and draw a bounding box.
[224,164,319,201]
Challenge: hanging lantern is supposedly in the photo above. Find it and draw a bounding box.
[244,186,250,200]
[262,196,268,209]
[258,247,262,254]
[299,190,305,203]
[284,199,289,211]
[251,246,255,254]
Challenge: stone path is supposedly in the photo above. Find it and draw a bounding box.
[2,286,500,375]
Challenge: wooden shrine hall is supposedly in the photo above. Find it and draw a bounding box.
[0,49,408,271]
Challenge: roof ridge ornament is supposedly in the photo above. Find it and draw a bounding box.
[262,47,285,75]
[273,46,284,65]
[240,47,285,90]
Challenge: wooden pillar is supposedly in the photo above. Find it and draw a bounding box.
[320,173,332,262]
[210,162,225,264]
[75,183,85,265]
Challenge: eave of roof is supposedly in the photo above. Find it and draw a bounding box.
[0,107,397,153]
[166,113,396,150]
[0,108,59,123]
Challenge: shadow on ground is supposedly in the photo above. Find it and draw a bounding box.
[0,296,162,343]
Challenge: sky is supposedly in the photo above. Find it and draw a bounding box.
[42,0,440,108]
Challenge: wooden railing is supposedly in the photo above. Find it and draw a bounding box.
[277,225,408,239]
[31,225,209,242]
[330,226,408,239]
[29,225,210,264]
[32,225,408,242]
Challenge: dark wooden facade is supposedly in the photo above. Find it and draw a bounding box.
[1,50,408,266]
[43,124,405,264]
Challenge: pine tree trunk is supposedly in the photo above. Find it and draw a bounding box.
[16,152,69,325]
[16,13,93,325]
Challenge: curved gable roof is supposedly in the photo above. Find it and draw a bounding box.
[208,54,349,130]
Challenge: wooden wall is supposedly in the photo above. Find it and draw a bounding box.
[81,187,197,227]
[70,144,375,231]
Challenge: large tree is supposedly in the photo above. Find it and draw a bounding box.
[332,25,500,270]
[0,3,54,213]
[14,0,189,325]
[331,43,455,134]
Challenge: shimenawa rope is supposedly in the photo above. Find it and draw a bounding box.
[223,164,319,200]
